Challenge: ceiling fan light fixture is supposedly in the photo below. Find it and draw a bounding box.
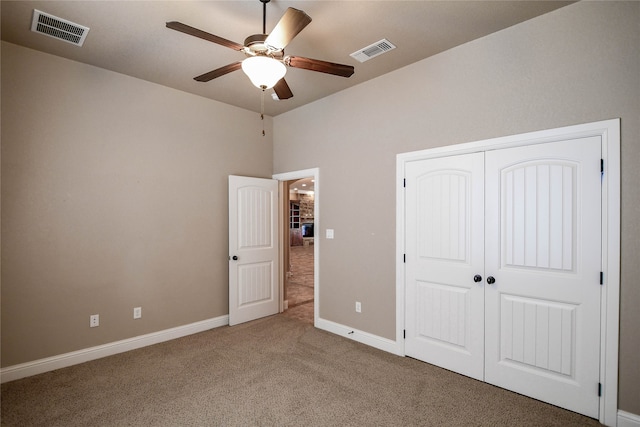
[241,56,286,90]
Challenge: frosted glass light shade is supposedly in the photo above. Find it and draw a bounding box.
[241,56,287,89]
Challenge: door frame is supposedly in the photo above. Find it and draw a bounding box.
[396,119,620,426]
[273,168,319,326]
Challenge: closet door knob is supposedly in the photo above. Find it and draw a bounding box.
[473,275,482,283]
[486,276,496,285]
[231,255,238,261]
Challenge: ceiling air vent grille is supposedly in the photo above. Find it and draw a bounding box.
[350,39,396,63]
[31,9,90,46]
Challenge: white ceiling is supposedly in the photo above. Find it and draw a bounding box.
[1,1,572,116]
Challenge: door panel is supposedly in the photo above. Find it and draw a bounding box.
[238,262,273,305]
[484,137,602,418]
[502,162,576,271]
[416,281,470,347]
[229,175,279,326]
[405,153,485,380]
[499,295,576,375]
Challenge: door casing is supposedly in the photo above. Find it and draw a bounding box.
[396,119,620,426]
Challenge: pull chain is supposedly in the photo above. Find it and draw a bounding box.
[260,86,266,137]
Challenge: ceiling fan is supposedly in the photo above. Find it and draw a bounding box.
[166,0,355,100]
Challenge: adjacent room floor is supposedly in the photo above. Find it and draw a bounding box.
[281,244,314,324]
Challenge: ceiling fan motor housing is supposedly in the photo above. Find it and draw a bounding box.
[244,34,284,59]
[244,34,268,48]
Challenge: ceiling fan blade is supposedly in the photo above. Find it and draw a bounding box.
[273,78,293,100]
[287,56,354,78]
[166,21,244,51]
[265,8,312,50]
[194,62,243,82]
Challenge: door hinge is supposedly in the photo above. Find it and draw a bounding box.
[600,271,604,285]
[403,254,406,263]
[403,178,406,188]
[601,159,604,173]
[403,329,406,339]
[598,382,602,397]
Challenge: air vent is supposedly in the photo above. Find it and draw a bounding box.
[31,9,90,47]
[350,39,396,63]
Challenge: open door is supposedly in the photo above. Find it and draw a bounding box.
[228,175,279,326]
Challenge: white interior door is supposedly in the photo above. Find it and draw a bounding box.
[228,175,279,326]
[484,137,602,418]
[405,153,485,380]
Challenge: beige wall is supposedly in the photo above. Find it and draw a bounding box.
[2,0,638,417]
[274,1,640,415]
[1,42,273,366]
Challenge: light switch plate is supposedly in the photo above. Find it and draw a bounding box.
[90,314,99,328]
[326,229,334,239]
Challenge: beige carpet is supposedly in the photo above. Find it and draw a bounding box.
[1,315,602,426]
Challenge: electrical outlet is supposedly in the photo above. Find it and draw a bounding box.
[355,301,362,313]
[90,314,99,328]
[133,307,142,319]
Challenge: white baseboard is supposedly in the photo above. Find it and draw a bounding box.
[315,317,403,356]
[618,410,640,427]
[1,315,229,384]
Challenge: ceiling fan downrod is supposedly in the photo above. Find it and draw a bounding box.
[260,0,270,34]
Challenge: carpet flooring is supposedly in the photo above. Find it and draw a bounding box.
[1,315,602,426]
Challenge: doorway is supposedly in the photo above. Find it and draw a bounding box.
[273,168,319,326]
[284,178,315,323]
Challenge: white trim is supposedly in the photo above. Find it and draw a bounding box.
[618,411,640,427]
[273,168,320,328]
[1,315,228,384]
[601,120,621,427]
[396,119,620,426]
[316,317,403,356]
[396,149,407,358]
[396,120,619,161]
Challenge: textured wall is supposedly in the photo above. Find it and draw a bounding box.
[274,1,639,415]
[1,42,273,366]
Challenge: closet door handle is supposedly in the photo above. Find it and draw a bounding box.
[231,255,238,261]
[473,275,482,283]
[486,276,496,285]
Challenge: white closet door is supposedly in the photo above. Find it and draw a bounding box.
[405,153,485,380]
[484,137,602,418]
